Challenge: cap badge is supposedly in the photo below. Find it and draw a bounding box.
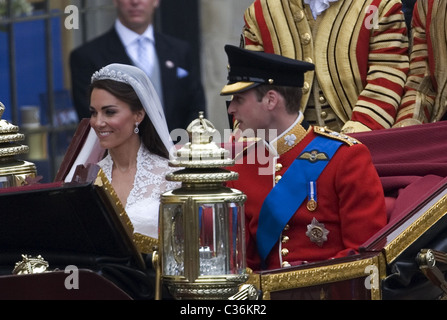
[306,217,329,247]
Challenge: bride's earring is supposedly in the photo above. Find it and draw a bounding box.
[134,122,140,134]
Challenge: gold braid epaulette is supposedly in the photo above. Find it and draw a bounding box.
[313,126,360,146]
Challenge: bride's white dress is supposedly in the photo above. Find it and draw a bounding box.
[98,144,180,239]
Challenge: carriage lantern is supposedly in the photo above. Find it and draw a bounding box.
[157,112,247,300]
[0,102,37,188]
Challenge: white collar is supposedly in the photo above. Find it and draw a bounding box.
[303,0,339,20]
[114,19,155,47]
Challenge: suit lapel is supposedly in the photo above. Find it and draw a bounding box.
[105,28,133,65]
[154,33,177,114]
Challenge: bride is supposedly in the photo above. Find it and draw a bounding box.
[88,63,179,244]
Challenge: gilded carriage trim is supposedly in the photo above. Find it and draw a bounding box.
[373,253,386,300]
[133,233,159,254]
[13,254,50,275]
[95,169,161,255]
[244,268,261,291]
[384,189,447,263]
[258,254,385,300]
[94,169,135,236]
[94,169,146,268]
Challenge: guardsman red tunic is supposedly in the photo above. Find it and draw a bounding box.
[242,0,409,133]
[395,0,447,126]
[226,118,387,271]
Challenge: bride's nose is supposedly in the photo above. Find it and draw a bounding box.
[91,114,106,128]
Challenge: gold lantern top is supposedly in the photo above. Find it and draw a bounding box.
[166,111,238,184]
[0,102,36,185]
[0,103,29,158]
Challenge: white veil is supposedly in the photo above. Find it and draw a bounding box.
[91,63,174,153]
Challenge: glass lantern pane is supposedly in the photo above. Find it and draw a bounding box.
[162,203,185,276]
[198,202,245,276]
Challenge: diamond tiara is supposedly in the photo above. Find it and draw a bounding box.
[91,67,138,86]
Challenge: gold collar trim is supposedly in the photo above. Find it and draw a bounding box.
[274,119,311,155]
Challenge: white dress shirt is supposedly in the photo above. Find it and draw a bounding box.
[303,0,339,19]
[115,19,156,72]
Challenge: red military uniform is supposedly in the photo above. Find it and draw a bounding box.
[226,118,387,271]
[395,0,447,126]
[242,0,409,133]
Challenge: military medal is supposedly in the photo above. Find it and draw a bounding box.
[307,199,317,211]
[307,181,317,211]
[306,217,329,247]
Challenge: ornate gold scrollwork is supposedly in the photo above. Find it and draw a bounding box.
[13,254,50,275]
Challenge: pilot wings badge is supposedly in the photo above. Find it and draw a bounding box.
[298,150,328,163]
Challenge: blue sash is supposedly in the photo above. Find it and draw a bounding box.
[256,135,343,263]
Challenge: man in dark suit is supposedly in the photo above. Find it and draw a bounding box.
[70,0,206,132]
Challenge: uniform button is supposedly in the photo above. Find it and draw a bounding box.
[321,111,328,119]
[303,82,310,94]
[282,261,291,268]
[319,96,326,104]
[293,10,304,22]
[301,33,311,45]
[275,163,283,172]
[282,235,290,243]
[284,224,290,231]
[275,175,282,183]
[281,248,289,257]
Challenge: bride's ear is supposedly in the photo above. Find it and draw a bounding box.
[135,110,146,123]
